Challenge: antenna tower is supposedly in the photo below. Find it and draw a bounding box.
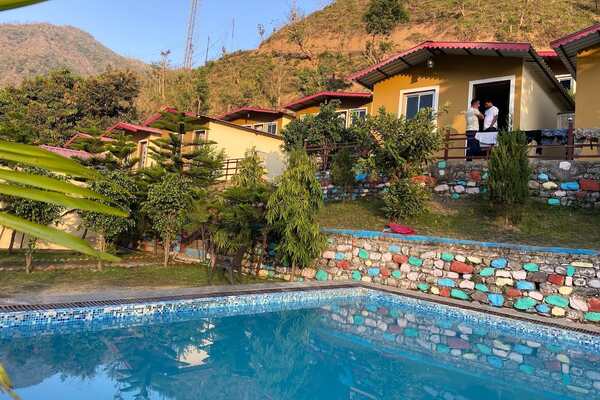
[184,0,199,69]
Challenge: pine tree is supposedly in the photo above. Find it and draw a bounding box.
[266,150,325,279]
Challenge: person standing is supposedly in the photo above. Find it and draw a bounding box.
[465,99,483,160]
[483,99,499,131]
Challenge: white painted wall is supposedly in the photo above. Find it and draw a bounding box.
[519,62,566,130]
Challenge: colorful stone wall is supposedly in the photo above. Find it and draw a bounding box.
[250,231,600,325]
[316,170,388,201]
[431,159,600,208]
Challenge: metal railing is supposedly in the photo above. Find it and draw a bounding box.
[221,158,243,181]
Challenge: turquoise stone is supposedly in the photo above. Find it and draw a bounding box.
[383,333,395,342]
[487,356,503,368]
[519,364,535,375]
[488,293,504,307]
[353,315,365,325]
[451,289,469,300]
[335,252,346,260]
[408,256,423,267]
[441,253,454,262]
[514,344,534,355]
[514,297,537,310]
[451,193,460,200]
[417,283,430,292]
[523,263,539,272]
[548,198,560,206]
[567,265,576,277]
[366,304,378,313]
[475,283,489,292]
[536,304,550,314]
[560,181,579,191]
[388,245,401,253]
[480,267,494,277]
[358,249,369,259]
[516,281,535,291]
[391,270,402,279]
[544,295,569,308]
[476,344,492,355]
[482,172,489,179]
[404,328,419,337]
[584,312,600,322]
[367,268,380,277]
[315,270,328,281]
[389,309,400,318]
[437,278,456,287]
[537,173,549,182]
[437,160,447,169]
[351,271,362,281]
[436,344,450,354]
[491,258,507,269]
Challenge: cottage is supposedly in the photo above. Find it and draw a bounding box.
[217,107,294,136]
[284,91,373,128]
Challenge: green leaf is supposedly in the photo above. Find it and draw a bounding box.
[0,0,46,11]
[0,212,120,262]
[0,169,108,201]
[0,184,128,217]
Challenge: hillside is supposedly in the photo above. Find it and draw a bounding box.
[0,23,145,86]
[198,0,599,114]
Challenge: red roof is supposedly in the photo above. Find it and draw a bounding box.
[142,106,197,127]
[284,91,372,111]
[64,132,115,148]
[217,106,289,121]
[551,23,600,77]
[537,50,558,58]
[40,145,94,160]
[108,122,165,135]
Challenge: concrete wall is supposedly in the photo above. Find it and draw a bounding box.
[520,62,564,130]
[575,44,600,129]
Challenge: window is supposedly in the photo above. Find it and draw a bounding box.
[266,122,277,135]
[556,74,575,93]
[403,90,436,120]
[138,141,148,168]
[193,130,206,143]
[250,122,277,135]
[350,108,367,126]
[336,111,348,127]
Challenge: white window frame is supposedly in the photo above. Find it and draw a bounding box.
[265,122,277,135]
[555,74,576,93]
[138,140,148,169]
[193,129,207,143]
[467,75,516,131]
[349,108,368,126]
[399,86,440,121]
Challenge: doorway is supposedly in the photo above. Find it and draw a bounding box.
[469,77,515,132]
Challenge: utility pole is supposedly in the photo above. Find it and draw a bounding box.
[205,35,211,65]
[184,0,199,69]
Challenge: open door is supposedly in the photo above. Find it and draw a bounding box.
[472,80,512,131]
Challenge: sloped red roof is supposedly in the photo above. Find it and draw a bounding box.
[142,106,197,127]
[107,122,165,135]
[217,106,290,121]
[537,50,558,58]
[551,23,600,77]
[284,91,372,111]
[40,145,94,160]
[64,132,115,148]
[347,40,573,110]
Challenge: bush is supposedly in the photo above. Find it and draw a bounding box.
[488,131,531,205]
[330,148,356,200]
[383,179,429,220]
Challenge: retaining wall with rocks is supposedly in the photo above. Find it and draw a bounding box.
[247,230,600,326]
[432,159,600,208]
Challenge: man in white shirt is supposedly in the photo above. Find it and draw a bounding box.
[483,100,499,131]
[465,99,483,160]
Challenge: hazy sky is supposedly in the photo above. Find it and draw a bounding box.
[0,0,331,66]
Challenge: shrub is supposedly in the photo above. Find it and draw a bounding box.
[330,148,356,200]
[382,179,429,220]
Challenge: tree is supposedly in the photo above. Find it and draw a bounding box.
[330,148,356,200]
[5,169,63,273]
[362,0,409,63]
[104,133,138,171]
[142,173,193,267]
[80,171,137,270]
[213,148,271,282]
[266,150,325,279]
[488,131,531,223]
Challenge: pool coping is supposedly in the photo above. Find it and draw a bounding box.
[0,281,599,336]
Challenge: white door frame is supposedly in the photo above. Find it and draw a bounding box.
[467,75,516,131]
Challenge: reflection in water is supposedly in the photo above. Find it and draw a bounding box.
[1,296,599,400]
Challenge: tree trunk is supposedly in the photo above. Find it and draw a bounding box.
[291,261,297,282]
[163,235,171,267]
[24,237,34,274]
[97,234,105,272]
[208,246,217,284]
[7,230,16,254]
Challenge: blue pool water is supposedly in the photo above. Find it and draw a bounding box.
[1,288,599,399]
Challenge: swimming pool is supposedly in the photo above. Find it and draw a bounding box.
[1,287,599,399]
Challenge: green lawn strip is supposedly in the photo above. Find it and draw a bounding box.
[0,264,273,297]
[318,197,600,249]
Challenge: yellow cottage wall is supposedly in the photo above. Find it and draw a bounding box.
[575,44,600,129]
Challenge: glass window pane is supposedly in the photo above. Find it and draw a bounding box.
[350,109,367,126]
[267,123,277,135]
[560,79,572,91]
[405,96,419,119]
[419,93,434,110]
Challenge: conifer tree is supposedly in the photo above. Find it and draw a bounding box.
[266,150,325,279]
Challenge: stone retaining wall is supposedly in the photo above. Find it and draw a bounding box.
[432,159,600,208]
[247,230,600,325]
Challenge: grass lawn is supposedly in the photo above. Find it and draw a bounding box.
[0,264,272,299]
[318,197,600,249]
[0,249,154,267]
